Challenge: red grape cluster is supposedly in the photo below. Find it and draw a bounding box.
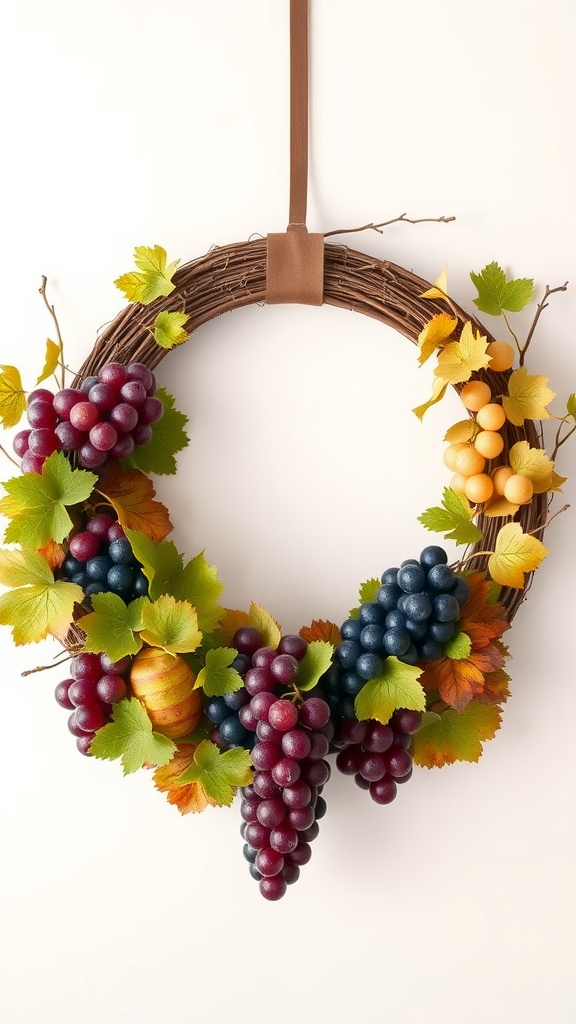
[13,361,163,473]
[54,652,131,756]
[335,708,422,804]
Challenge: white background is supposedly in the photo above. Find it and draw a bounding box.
[1,2,575,1022]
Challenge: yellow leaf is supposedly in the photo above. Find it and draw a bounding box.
[509,441,555,494]
[502,367,555,426]
[549,471,567,492]
[36,339,62,384]
[114,245,180,305]
[435,322,491,387]
[217,602,282,650]
[413,376,448,420]
[488,522,548,589]
[417,313,457,365]
[420,266,449,301]
[483,495,520,519]
[444,419,477,444]
[0,365,26,428]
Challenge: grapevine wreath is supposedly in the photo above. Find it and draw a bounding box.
[1,1,575,901]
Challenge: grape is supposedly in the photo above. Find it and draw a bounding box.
[432,593,460,622]
[54,679,75,710]
[269,825,298,855]
[28,388,54,405]
[369,778,397,804]
[131,424,153,447]
[107,523,125,542]
[268,699,299,732]
[252,647,276,670]
[21,452,45,474]
[27,401,58,429]
[307,732,330,760]
[138,397,164,425]
[87,383,118,413]
[109,403,139,433]
[28,428,59,457]
[126,363,155,392]
[79,376,99,393]
[281,729,312,761]
[68,678,99,707]
[96,674,127,703]
[259,876,287,901]
[87,515,115,539]
[356,651,383,680]
[276,634,308,660]
[89,422,118,452]
[270,654,299,684]
[397,564,426,593]
[70,653,102,680]
[99,362,129,389]
[120,381,147,406]
[271,758,301,786]
[62,517,148,605]
[70,402,100,431]
[232,627,261,656]
[76,734,95,756]
[77,441,107,468]
[299,697,330,729]
[244,667,274,696]
[69,531,100,562]
[75,704,108,733]
[12,429,31,457]
[55,421,85,451]
[110,434,135,459]
[53,388,83,418]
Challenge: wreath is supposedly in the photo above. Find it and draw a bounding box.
[0,239,572,900]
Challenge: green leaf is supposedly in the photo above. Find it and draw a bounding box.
[418,487,483,547]
[444,631,472,660]
[114,245,180,304]
[122,388,189,476]
[140,595,202,655]
[36,339,62,384]
[566,393,576,420]
[0,546,83,645]
[90,697,176,775]
[470,262,534,317]
[411,704,502,768]
[175,740,253,806]
[297,640,335,692]
[153,310,189,349]
[194,647,243,697]
[2,452,97,548]
[349,577,381,619]
[123,530,184,599]
[355,658,426,725]
[81,593,147,662]
[0,546,53,588]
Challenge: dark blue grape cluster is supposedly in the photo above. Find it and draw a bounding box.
[61,513,149,605]
[312,545,471,737]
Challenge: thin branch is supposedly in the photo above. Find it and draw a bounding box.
[502,311,521,356]
[551,421,576,460]
[0,443,20,469]
[324,213,456,239]
[528,503,569,536]
[21,654,73,677]
[520,281,569,366]
[39,276,66,389]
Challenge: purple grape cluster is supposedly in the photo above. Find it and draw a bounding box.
[335,709,422,805]
[54,652,131,756]
[240,694,331,900]
[60,513,148,605]
[13,361,163,473]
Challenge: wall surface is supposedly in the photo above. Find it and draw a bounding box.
[1,2,575,1023]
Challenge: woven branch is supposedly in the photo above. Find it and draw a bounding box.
[74,238,548,621]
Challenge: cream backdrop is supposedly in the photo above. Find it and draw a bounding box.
[1,2,575,1023]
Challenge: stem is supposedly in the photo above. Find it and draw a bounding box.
[21,654,73,677]
[39,276,66,389]
[0,443,20,469]
[324,213,455,239]
[452,550,494,570]
[528,503,569,537]
[502,312,521,356]
[520,281,569,366]
[552,422,576,460]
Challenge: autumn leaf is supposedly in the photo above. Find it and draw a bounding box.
[355,658,426,724]
[2,453,97,548]
[174,739,253,807]
[216,603,281,650]
[98,463,172,542]
[417,313,458,365]
[0,365,26,428]
[140,595,202,655]
[475,660,511,705]
[414,322,490,418]
[444,420,477,444]
[90,697,176,775]
[411,703,502,768]
[114,245,180,304]
[418,487,482,546]
[483,496,520,519]
[488,522,547,589]
[470,262,534,317]
[36,339,62,384]
[154,743,219,814]
[299,619,342,646]
[420,267,449,301]
[153,310,189,349]
[502,367,555,426]
[509,441,555,494]
[0,546,83,645]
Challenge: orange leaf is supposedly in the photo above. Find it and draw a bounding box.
[423,656,486,711]
[153,743,218,815]
[98,463,172,542]
[474,665,511,705]
[216,603,282,649]
[458,573,510,649]
[299,619,342,646]
[39,539,66,570]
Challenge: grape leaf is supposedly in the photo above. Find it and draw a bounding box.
[488,522,547,589]
[444,631,472,660]
[98,463,172,542]
[483,495,520,519]
[411,703,502,768]
[509,441,555,494]
[2,452,97,548]
[502,368,555,426]
[194,647,243,697]
[153,310,189,349]
[140,595,202,655]
[216,603,281,650]
[90,697,176,775]
[475,663,511,705]
[418,487,482,546]
[414,322,490,419]
[444,420,477,444]
[297,640,335,692]
[114,245,180,304]
[39,539,66,570]
[420,267,449,301]
[153,743,219,814]
[36,339,61,384]
[349,578,380,619]
[122,388,189,476]
[123,530,183,598]
[299,619,342,646]
[174,739,253,806]
[355,658,426,725]
[567,394,576,420]
[0,545,83,644]
[470,262,534,316]
[80,592,147,661]
[0,365,26,428]
[417,313,458,365]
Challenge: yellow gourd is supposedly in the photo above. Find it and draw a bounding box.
[130,647,202,740]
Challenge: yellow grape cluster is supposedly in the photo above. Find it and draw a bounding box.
[443,341,533,507]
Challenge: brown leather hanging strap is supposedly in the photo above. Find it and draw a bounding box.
[266,0,324,306]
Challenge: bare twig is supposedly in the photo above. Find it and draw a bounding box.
[22,654,73,677]
[324,213,455,239]
[520,281,569,366]
[0,443,20,469]
[39,276,66,389]
[528,503,569,536]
